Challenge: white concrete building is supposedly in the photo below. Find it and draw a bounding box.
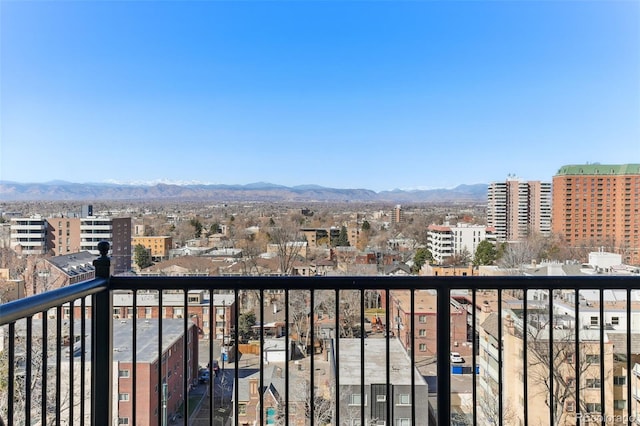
[10,216,48,255]
[427,223,495,264]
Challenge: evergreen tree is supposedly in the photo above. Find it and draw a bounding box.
[473,239,498,266]
[412,248,433,273]
[336,226,350,246]
[133,244,153,269]
[238,311,257,343]
[189,218,203,238]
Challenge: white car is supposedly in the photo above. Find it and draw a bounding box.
[450,352,465,363]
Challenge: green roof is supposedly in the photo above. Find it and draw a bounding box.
[555,164,640,176]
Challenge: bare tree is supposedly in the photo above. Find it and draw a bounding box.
[1,319,83,425]
[268,221,306,276]
[520,309,607,426]
[337,290,362,338]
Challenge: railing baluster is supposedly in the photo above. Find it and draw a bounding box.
[42,314,48,426]
[575,289,581,425]
[69,299,74,425]
[472,287,478,426]
[627,288,632,425]
[285,288,291,426]
[498,288,503,426]
[57,306,62,426]
[522,289,528,426]
[549,289,554,426]
[436,283,450,426]
[385,288,391,425]
[7,323,15,423]
[132,291,137,426]
[80,298,86,426]
[158,292,164,426]
[260,288,265,426]
[360,287,365,426]
[182,290,188,425]
[25,316,32,424]
[410,288,416,426]
[600,287,605,425]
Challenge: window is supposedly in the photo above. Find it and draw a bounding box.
[118,369,130,378]
[586,403,601,413]
[418,329,426,337]
[376,394,386,402]
[238,404,247,415]
[145,307,152,318]
[611,316,619,325]
[118,419,129,425]
[614,400,626,410]
[397,419,410,426]
[586,378,601,388]
[419,343,427,352]
[614,376,626,386]
[585,354,601,364]
[118,393,130,401]
[590,316,598,326]
[566,352,574,363]
[418,315,427,323]
[566,400,575,412]
[397,394,410,405]
[349,394,361,406]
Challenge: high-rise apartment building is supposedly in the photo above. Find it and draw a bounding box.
[487,178,551,243]
[552,164,640,265]
[392,204,404,223]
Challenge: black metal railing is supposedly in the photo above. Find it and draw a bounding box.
[1,254,639,426]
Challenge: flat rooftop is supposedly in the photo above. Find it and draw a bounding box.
[338,338,426,387]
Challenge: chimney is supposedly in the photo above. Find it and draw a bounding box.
[250,378,259,397]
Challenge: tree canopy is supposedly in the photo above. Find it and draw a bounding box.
[412,248,433,273]
[335,226,350,247]
[238,311,257,343]
[189,218,203,238]
[133,244,153,269]
[473,239,498,266]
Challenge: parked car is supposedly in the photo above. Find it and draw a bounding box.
[450,352,465,363]
[198,369,210,384]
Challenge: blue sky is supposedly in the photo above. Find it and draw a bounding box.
[1,1,638,192]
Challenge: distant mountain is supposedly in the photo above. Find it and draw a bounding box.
[0,181,488,203]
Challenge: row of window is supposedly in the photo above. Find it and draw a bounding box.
[348,393,412,406]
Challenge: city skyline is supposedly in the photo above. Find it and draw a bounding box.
[1,1,639,191]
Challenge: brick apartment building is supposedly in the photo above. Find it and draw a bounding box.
[132,236,173,261]
[113,318,199,426]
[552,164,640,265]
[383,290,469,357]
[65,291,236,343]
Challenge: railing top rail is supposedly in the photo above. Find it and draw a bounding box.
[110,275,640,291]
[0,277,109,326]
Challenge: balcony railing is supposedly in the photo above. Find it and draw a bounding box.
[1,251,639,426]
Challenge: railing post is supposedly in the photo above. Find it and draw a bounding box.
[437,284,451,425]
[92,241,113,425]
